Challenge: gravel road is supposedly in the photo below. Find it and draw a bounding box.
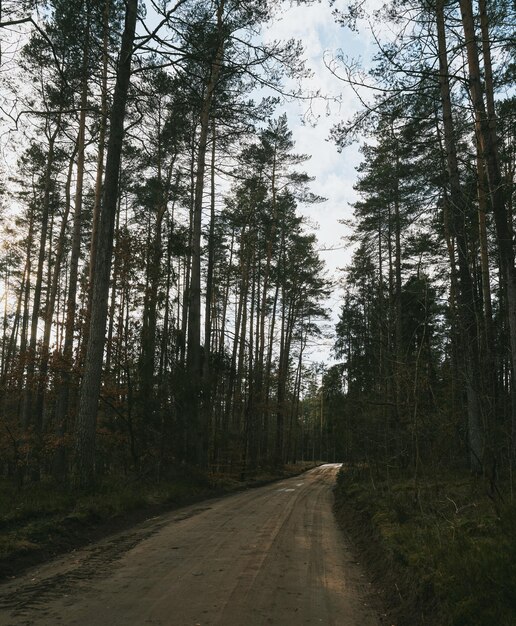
[0,464,381,625]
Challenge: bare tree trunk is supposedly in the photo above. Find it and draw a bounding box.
[21,120,60,481]
[1,267,24,387]
[19,211,35,375]
[38,142,76,480]
[204,123,217,374]
[53,127,89,482]
[234,273,249,451]
[140,156,174,448]
[437,0,482,471]
[178,127,196,369]
[74,0,138,487]
[263,280,280,464]
[187,0,225,468]
[459,0,516,459]
[87,0,110,309]
[243,250,257,472]
[275,284,288,467]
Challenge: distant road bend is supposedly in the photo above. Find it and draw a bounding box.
[0,464,380,625]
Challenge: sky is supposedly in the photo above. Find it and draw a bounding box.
[262,1,381,364]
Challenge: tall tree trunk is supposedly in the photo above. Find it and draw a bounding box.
[391,133,403,429]
[139,158,174,450]
[476,0,497,429]
[275,285,288,467]
[459,0,516,459]
[263,279,280,464]
[178,126,196,369]
[38,142,77,480]
[1,267,24,387]
[437,0,483,471]
[19,211,35,376]
[204,123,217,375]
[186,0,225,468]
[243,250,257,472]
[233,245,250,433]
[21,121,60,481]
[74,0,138,487]
[53,87,90,481]
[87,0,110,311]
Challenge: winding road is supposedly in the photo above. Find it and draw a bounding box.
[0,464,381,625]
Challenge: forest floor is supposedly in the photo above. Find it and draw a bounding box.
[334,464,516,626]
[0,461,319,581]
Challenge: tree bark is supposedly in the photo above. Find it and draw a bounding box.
[87,0,111,308]
[437,0,483,471]
[459,0,516,459]
[186,0,225,468]
[21,123,59,427]
[74,0,138,487]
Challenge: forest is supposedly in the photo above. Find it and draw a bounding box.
[325,0,516,485]
[0,0,515,623]
[0,0,332,488]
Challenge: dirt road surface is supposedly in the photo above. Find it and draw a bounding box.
[0,464,381,625]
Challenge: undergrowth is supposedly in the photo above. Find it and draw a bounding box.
[335,466,516,626]
[0,472,211,563]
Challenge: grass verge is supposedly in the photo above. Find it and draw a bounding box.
[334,465,516,626]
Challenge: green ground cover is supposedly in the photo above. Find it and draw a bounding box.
[334,466,516,626]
